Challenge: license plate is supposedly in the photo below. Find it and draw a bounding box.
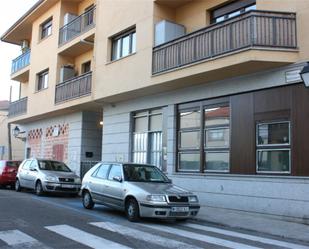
[171,207,189,212]
[61,184,76,188]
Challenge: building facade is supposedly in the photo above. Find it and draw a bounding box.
[2,0,309,221]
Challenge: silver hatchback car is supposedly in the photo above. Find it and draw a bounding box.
[16,158,81,196]
[81,162,200,221]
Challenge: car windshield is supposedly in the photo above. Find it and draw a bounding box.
[38,160,71,172]
[6,161,21,167]
[123,164,169,183]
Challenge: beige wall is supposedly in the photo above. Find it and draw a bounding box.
[5,0,309,123]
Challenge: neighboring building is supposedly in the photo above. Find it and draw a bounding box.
[1,0,309,221]
[0,100,25,160]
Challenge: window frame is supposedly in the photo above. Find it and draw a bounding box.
[40,17,53,40]
[36,69,49,92]
[111,28,136,61]
[82,61,91,74]
[256,120,291,174]
[176,99,230,173]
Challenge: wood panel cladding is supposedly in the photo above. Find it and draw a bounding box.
[230,83,309,176]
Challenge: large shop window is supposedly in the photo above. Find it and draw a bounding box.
[177,103,230,172]
[132,109,162,169]
[256,121,291,173]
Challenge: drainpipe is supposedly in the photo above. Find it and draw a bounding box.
[7,123,12,160]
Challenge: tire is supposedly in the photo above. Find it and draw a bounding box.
[82,191,94,209]
[125,198,140,222]
[15,179,21,192]
[35,181,44,196]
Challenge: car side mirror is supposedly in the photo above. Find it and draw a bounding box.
[113,176,122,182]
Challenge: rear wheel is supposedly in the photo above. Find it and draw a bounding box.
[125,198,140,222]
[82,191,94,209]
[15,179,21,192]
[35,181,44,196]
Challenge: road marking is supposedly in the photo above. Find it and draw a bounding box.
[184,223,309,249]
[90,221,202,249]
[0,230,37,245]
[140,223,263,249]
[45,224,132,249]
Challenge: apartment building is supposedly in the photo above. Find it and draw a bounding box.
[2,0,309,221]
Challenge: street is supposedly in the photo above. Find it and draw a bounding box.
[0,189,308,249]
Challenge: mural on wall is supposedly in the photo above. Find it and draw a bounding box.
[27,123,69,163]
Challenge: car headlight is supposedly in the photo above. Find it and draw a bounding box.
[188,195,199,203]
[146,195,166,202]
[45,176,58,182]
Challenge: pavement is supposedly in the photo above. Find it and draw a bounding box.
[196,205,309,244]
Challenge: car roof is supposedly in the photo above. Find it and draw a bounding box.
[97,162,156,167]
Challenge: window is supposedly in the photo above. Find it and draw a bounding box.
[94,164,110,179]
[256,121,291,173]
[177,102,230,172]
[83,5,95,27]
[111,29,136,61]
[37,69,49,91]
[82,61,91,74]
[211,0,256,23]
[108,165,122,180]
[132,109,163,169]
[41,18,52,39]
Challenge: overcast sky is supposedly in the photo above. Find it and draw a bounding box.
[0,0,37,101]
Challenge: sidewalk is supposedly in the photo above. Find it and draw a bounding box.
[195,206,309,243]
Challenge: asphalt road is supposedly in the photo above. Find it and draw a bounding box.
[0,188,309,249]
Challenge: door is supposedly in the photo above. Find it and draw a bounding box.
[105,164,124,208]
[28,160,39,189]
[89,164,110,203]
[52,144,64,161]
[19,160,32,188]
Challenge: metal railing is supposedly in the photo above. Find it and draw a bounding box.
[59,7,96,45]
[11,50,31,75]
[55,72,92,104]
[8,97,28,117]
[80,161,99,179]
[152,10,297,74]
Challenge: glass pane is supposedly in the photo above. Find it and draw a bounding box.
[150,114,162,131]
[135,116,148,132]
[112,39,121,60]
[215,16,225,23]
[257,122,290,145]
[96,164,110,179]
[180,131,200,149]
[179,153,200,171]
[205,106,230,127]
[108,165,122,180]
[257,150,290,172]
[131,32,136,53]
[245,5,256,11]
[133,133,147,164]
[205,152,229,171]
[228,10,241,18]
[150,132,162,168]
[206,128,229,148]
[122,35,130,57]
[180,110,200,128]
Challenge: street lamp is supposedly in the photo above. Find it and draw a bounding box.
[12,126,26,141]
[300,62,309,87]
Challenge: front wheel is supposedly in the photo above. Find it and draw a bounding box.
[15,179,21,192]
[35,181,44,196]
[82,191,94,209]
[125,198,140,222]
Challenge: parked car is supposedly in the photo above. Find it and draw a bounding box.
[81,162,200,221]
[15,158,81,196]
[0,160,22,188]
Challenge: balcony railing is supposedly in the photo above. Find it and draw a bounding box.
[59,7,96,45]
[152,10,297,74]
[11,50,30,75]
[8,97,27,117]
[55,72,92,104]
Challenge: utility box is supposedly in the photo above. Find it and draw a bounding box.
[155,20,186,46]
[60,65,75,82]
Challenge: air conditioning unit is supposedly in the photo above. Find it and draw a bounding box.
[21,40,29,53]
[60,65,75,82]
[155,20,186,46]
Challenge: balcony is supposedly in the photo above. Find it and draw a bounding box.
[59,7,95,46]
[8,97,27,117]
[55,72,92,104]
[152,11,297,75]
[11,50,30,81]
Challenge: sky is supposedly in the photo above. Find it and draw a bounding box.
[0,0,38,101]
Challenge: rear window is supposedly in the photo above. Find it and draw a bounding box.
[6,161,21,167]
